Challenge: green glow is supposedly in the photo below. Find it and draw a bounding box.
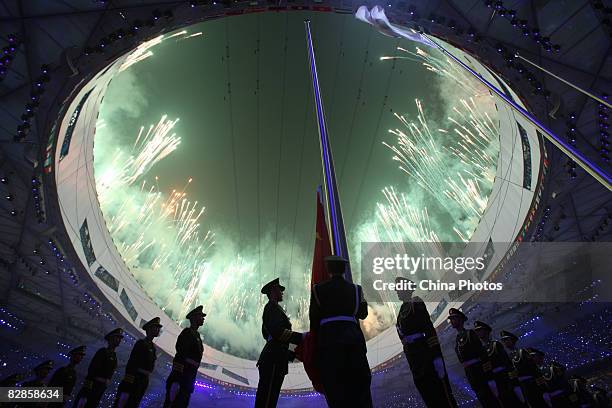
[94,13,499,360]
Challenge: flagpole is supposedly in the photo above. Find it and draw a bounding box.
[304,20,353,281]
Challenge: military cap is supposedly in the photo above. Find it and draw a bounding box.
[104,328,124,340]
[69,346,86,356]
[261,278,286,295]
[474,321,492,332]
[527,347,545,357]
[499,330,518,342]
[324,255,349,275]
[448,308,467,321]
[186,305,206,320]
[34,360,53,371]
[142,317,163,331]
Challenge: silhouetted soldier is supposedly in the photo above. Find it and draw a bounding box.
[163,306,205,408]
[527,348,546,372]
[568,376,595,408]
[48,346,86,407]
[22,361,54,387]
[14,360,53,408]
[73,328,123,408]
[448,308,499,407]
[115,317,162,407]
[499,330,547,408]
[540,361,573,408]
[255,278,304,408]
[474,321,525,407]
[309,255,372,408]
[394,277,456,407]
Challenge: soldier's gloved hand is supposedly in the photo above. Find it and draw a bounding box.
[433,357,445,379]
[514,386,525,403]
[487,380,499,397]
[289,331,304,345]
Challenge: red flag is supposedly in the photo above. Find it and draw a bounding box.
[310,189,332,287]
[295,188,331,393]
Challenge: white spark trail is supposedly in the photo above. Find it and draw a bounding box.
[377,46,499,242]
[119,31,202,72]
[96,115,215,319]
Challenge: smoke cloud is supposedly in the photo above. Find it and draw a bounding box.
[93,38,500,359]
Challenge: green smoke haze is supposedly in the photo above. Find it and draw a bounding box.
[94,12,499,360]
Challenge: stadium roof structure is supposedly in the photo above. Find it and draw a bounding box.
[0,1,610,406]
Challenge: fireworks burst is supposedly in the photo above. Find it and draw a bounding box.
[96,115,215,319]
[383,97,497,227]
[375,186,441,243]
[95,112,312,358]
[119,30,204,72]
[352,44,501,339]
[94,34,501,357]
[376,46,499,243]
[383,46,489,97]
